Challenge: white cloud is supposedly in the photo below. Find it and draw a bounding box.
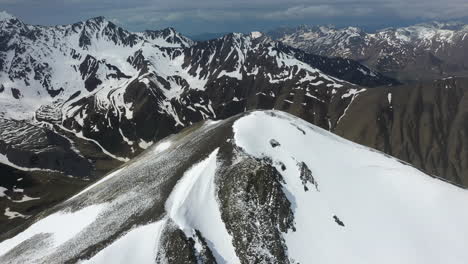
[263,5,342,19]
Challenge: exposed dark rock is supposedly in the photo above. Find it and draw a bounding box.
[333,215,345,227]
[270,139,281,148]
[0,118,93,177]
[156,221,199,264]
[217,145,295,264]
[0,163,88,234]
[298,162,318,192]
[10,88,21,99]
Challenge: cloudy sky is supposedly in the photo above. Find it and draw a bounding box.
[2,0,468,35]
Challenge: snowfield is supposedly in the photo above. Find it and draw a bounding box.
[234,111,468,264]
[1,110,468,263]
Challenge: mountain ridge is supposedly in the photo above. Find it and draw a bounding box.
[270,22,468,81]
[3,12,468,238]
[1,110,468,264]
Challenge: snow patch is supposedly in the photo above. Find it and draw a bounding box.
[251,31,263,39]
[0,11,14,21]
[81,218,166,264]
[233,111,468,264]
[153,141,172,154]
[4,207,27,220]
[0,204,106,256]
[0,187,7,197]
[138,139,154,150]
[166,148,240,264]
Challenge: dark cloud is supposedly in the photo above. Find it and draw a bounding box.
[2,0,468,34]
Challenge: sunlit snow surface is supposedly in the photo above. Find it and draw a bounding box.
[81,219,166,264]
[233,111,468,264]
[1,110,468,263]
[0,204,106,257]
[166,148,240,264]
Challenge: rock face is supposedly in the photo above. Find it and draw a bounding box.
[333,77,468,187]
[1,111,468,264]
[0,163,88,234]
[0,118,92,176]
[270,22,468,81]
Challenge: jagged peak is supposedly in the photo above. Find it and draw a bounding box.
[142,27,193,47]
[70,16,112,31]
[144,27,180,37]
[409,21,467,30]
[85,16,107,24]
[250,31,263,39]
[162,27,177,33]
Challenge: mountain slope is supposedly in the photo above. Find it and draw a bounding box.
[333,77,468,187]
[1,110,467,263]
[59,31,391,159]
[271,22,468,81]
[0,12,397,233]
[0,12,394,165]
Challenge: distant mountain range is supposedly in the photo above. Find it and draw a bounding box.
[269,22,468,81]
[188,32,231,41]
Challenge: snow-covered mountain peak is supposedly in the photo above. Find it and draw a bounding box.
[271,21,468,81]
[86,16,107,24]
[250,31,263,39]
[0,11,15,22]
[1,110,468,263]
[141,27,194,48]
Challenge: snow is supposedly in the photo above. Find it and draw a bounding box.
[0,153,56,172]
[4,207,27,220]
[138,139,153,150]
[152,141,172,154]
[12,187,23,193]
[2,110,468,262]
[336,89,365,124]
[0,187,7,197]
[119,128,134,146]
[58,125,130,162]
[233,111,468,264]
[250,31,263,39]
[218,70,242,80]
[0,203,106,256]
[0,11,14,21]
[278,22,467,65]
[81,219,166,264]
[11,194,40,203]
[166,148,240,264]
[341,88,366,99]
